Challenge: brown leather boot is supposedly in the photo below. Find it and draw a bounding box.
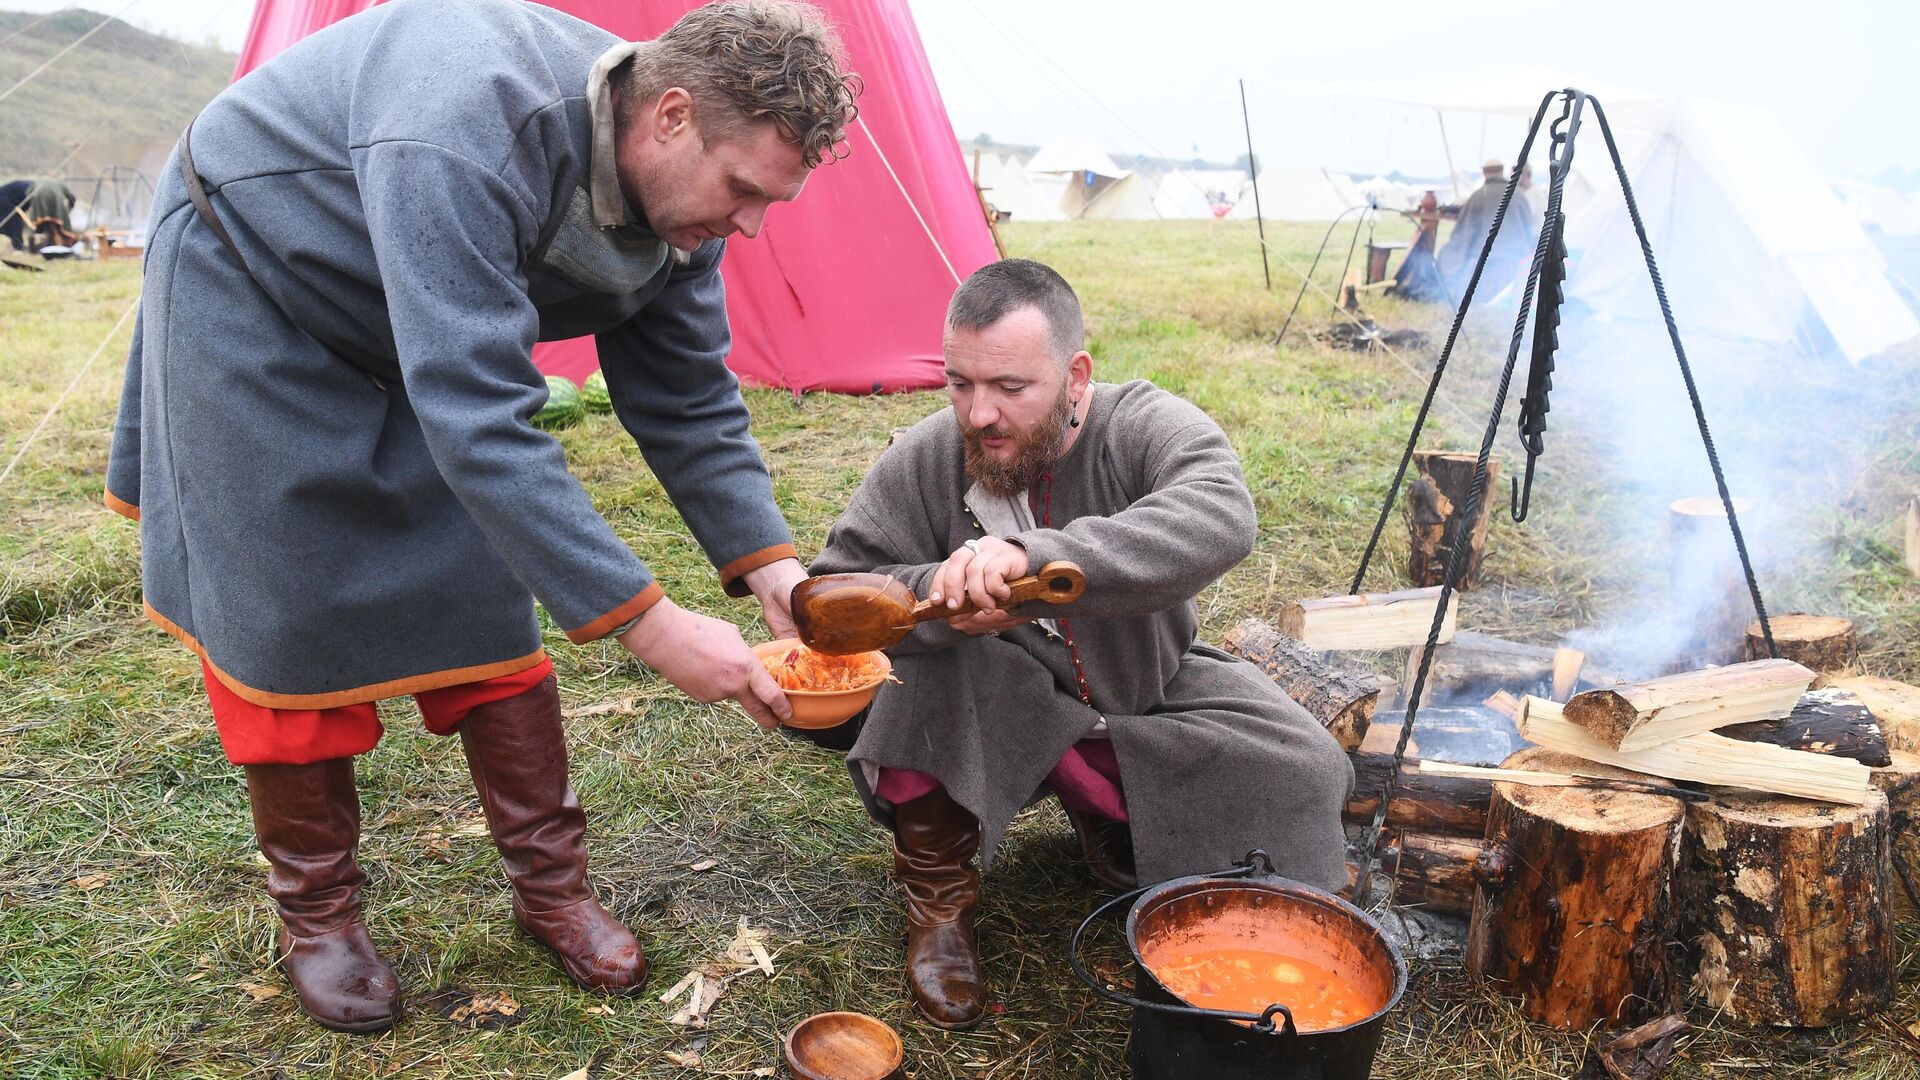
[1062,804,1138,891]
[458,675,646,995]
[892,787,985,1029]
[245,759,401,1034]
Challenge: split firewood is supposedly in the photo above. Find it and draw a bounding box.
[1677,791,1893,1026]
[1224,619,1381,752]
[1518,696,1875,805]
[1559,658,1814,752]
[1279,586,1457,651]
[1668,496,1755,667]
[1403,450,1498,590]
[1419,760,1704,801]
[1815,673,1920,753]
[1743,613,1859,674]
[1576,1014,1690,1080]
[1407,631,1620,709]
[1715,687,1889,767]
[1484,690,1520,720]
[1552,647,1585,702]
[1468,748,1686,1030]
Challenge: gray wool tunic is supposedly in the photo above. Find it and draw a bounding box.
[104,0,796,708]
[808,381,1354,891]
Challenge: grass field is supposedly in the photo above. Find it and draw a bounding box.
[3,218,1919,1078]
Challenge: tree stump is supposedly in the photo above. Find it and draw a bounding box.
[1871,750,1920,919]
[1742,613,1858,674]
[1668,496,1754,669]
[1223,619,1380,752]
[1404,450,1498,589]
[1466,747,1686,1029]
[1677,792,1892,1026]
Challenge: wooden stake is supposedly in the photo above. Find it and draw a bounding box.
[1559,658,1814,752]
[1279,586,1457,651]
[1403,450,1498,590]
[1677,791,1893,1026]
[1468,747,1686,1029]
[1223,619,1380,752]
[1743,613,1858,674]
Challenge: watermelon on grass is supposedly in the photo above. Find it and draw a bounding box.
[532,375,584,430]
[582,370,612,414]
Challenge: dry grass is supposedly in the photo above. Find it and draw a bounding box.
[2,218,1918,1078]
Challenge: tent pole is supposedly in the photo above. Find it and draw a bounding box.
[971,148,1007,258]
[1437,108,1461,200]
[1240,78,1271,290]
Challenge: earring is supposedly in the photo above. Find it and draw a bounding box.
[1068,402,1081,428]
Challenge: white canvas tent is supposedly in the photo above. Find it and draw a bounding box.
[973,152,1065,222]
[1831,179,1920,237]
[1227,166,1360,221]
[1152,168,1245,219]
[1025,138,1155,220]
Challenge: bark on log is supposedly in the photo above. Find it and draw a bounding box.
[1669,496,1755,669]
[1224,619,1381,752]
[1467,747,1686,1030]
[1815,674,1920,754]
[1717,688,1889,767]
[1871,750,1920,919]
[1677,792,1893,1026]
[1346,742,1493,836]
[1743,613,1859,674]
[1404,450,1498,590]
[1380,829,1481,915]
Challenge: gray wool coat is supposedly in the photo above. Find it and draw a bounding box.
[808,381,1353,891]
[105,0,797,708]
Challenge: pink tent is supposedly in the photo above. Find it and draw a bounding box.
[234,0,997,392]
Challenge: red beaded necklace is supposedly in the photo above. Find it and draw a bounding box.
[1038,469,1092,706]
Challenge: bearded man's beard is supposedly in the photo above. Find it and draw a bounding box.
[960,387,1074,498]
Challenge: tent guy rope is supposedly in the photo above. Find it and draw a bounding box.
[0,296,139,491]
[854,115,963,287]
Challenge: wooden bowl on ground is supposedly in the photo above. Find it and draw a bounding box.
[784,1011,904,1080]
[752,638,892,730]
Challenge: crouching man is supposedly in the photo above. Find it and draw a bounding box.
[807,259,1353,1029]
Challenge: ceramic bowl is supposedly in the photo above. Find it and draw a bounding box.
[752,638,892,730]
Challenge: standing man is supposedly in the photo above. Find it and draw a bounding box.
[807,260,1352,1029]
[1437,158,1537,298]
[105,0,856,1034]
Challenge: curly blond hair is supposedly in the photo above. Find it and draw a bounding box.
[620,0,861,169]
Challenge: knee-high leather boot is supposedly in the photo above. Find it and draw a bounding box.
[457,675,646,994]
[245,759,402,1034]
[892,786,985,1029]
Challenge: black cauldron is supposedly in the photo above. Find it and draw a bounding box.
[1070,851,1407,1080]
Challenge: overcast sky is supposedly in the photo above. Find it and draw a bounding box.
[9,0,1915,181]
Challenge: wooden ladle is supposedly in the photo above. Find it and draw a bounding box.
[791,560,1087,655]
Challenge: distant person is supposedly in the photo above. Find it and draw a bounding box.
[105,0,856,1035]
[1389,189,1448,303]
[1436,158,1537,298]
[805,259,1353,1030]
[0,179,29,250]
[22,178,77,248]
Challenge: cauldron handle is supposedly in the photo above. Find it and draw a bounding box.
[1067,871,1300,1038]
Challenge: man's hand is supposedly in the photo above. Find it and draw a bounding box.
[741,557,807,640]
[929,536,1030,615]
[947,608,1035,636]
[617,598,791,730]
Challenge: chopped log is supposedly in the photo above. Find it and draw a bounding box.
[1467,747,1686,1029]
[1407,631,1622,708]
[1279,586,1458,651]
[1716,688,1889,767]
[1223,618,1380,752]
[1560,658,1814,752]
[1743,613,1858,674]
[1871,750,1920,918]
[1519,696,1874,805]
[1381,829,1481,915]
[1677,791,1892,1026]
[1346,737,1492,836]
[1551,647,1585,701]
[1669,496,1755,668]
[1815,674,1920,753]
[1484,690,1520,720]
[1403,450,1498,590]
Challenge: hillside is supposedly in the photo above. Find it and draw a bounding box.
[0,7,233,177]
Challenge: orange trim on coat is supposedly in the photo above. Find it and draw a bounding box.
[718,543,799,598]
[565,581,665,644]
[104,490,140,521]
[142,600,549,710]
